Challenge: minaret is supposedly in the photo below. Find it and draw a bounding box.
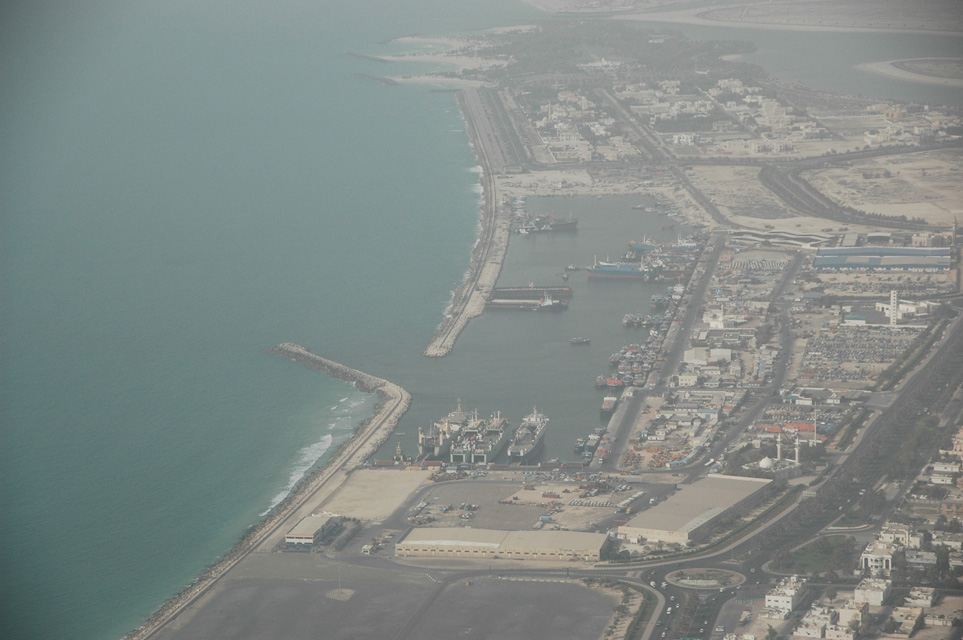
[776,438,782,461]
[795,436,801,464]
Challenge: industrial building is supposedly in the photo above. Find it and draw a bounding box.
[813,246,951,270]
[395,527,609,562]
[727,229,830,248]
[616,474,772,546]
[284,513,344,548]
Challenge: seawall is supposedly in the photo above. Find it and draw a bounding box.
[423,89,511,357]
[125,344,410,640]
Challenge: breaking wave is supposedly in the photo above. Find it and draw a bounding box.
[261,434,334,515]
[261,392,372,515]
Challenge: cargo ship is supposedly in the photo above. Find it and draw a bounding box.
[601,396,618,418]
[491,285,573,300]
[587,256,661,280]
[570,337,591,345]
[507,407,548,464]
[628,236,658,253]
[417,399,472,460]
[515,215,578,234]
[485,294,568,311]
[449,410,510,464]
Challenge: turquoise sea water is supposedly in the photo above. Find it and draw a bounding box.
[0,2,956,638]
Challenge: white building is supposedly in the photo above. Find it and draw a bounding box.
[854,577,891,606]
[878,523,922,549]
[858,541,897,576]
[765,575,807,617]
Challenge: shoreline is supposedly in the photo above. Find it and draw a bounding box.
[855,59,963,88]
[124,344,410,639]
[615,5,963,36]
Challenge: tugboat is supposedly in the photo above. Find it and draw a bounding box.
[507,407,548,464]
[536,294,568,311]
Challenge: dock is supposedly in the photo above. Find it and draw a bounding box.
[491,286,573,299]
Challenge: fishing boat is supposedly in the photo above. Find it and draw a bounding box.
[628,236,658,253]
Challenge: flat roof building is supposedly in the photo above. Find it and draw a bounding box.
[395,527,609,562]
[617,474,772,546]
[284,513,344,548]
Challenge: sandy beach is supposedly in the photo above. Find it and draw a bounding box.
[856,59,963,88]
[616,1,963,36]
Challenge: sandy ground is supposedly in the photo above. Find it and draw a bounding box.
[617,0,963,35]
[803,148,963,227]
[520,0,676,12]
[376,35,509,77]
[379,52,509,71]
[390,75,487,87]
[687,166,799,220]
[321,468,430,522]
[857,59,963,88]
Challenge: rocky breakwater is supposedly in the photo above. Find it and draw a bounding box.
[269,343,411,464]
[124,344,410,640]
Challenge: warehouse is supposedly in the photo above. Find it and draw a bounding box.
[813,246,951,270]
[395,527,609,562]
[284,513,344,548]
[617,475,772,546]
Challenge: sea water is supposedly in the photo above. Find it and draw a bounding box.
[0,1,541,638]
[0,1,956,638]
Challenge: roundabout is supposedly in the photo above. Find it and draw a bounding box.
[665,568,745,590]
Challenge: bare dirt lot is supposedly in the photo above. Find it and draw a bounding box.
[686,166,799,220]
[802,148,963,227]
[322,468,430,521]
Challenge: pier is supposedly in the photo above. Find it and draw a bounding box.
[423,88,515,358]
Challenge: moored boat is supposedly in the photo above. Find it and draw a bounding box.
[507,406,548,464]
[601,396,618,417]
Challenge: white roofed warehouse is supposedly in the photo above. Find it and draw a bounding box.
[617,475,772,546]
[284,513,344,549]
[395,527,610,562]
